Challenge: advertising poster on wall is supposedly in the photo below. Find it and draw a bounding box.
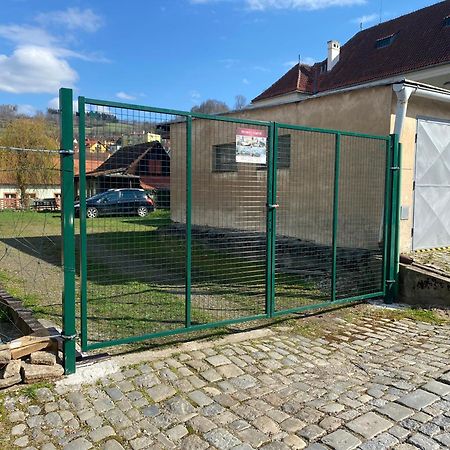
[236,128,267,164]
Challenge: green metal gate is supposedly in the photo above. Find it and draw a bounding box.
[59,88,400,373]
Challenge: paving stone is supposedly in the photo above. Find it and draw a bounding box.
[377,402,414,421]
[11,423,27,435]
[63,438,93,450]
[299,424,326,440]
[205,355,232,367]
[130,436,152,450]
[389,425,409,440]
[435,433,450,447]
[89,425,116,442]
[217,364,245,378]
[398,389,439,410]
[319,416,342,432]
[188,390,213,406]
[408,432,440,450]
[147,384,176,402]
[422,380,450,397]
[13,436,29,448]
[347,412,393,439]
[358,432,398,450]
[179,434,209,450]
[188,415,217,433]
[166,424,189,441]
[260,442,290,450]
[321,429,362,450]
[204,428,241,449]
[237,427,270,447]
[253,415,280,435]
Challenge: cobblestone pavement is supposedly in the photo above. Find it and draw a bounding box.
[1,313,450,450]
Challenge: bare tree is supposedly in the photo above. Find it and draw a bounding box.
[234,95,247,110]
[191,99,230,115]
[0,118,59,206]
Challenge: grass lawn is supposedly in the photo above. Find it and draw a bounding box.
[0,209,323,346]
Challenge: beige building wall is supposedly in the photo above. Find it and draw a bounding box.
[171,85,393,249]
[390,95,450,253]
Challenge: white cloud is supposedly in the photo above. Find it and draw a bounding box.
[17,104,37,116]
[0,25,55,46]
[191,0,365,10]
[0,46,77,94]
[247,0,365,10]
[0,8,107,95]
[48,96,79,113]
[116,92,136,101]
[36,8,104,33]
[242,78,250,84]
[351,13,378,25]
[189,90,201,102]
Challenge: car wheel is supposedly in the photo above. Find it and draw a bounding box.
[86,207,99,219]
[137,206,148,217]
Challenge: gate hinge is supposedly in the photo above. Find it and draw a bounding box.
[59,149,74,155]
[267,204,279,209]
[385,279,396,285]
[390,166,400,171]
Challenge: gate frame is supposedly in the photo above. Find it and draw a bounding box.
[60,89,401,372]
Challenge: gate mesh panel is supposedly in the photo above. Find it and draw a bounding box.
[190,119,268,324]
[82,103,186,345]
[336,136,387,299]
[0,145,63,337]
[274,129,335,311]
[77,97,393,351]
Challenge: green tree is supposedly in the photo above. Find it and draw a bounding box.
[0,118,59,206]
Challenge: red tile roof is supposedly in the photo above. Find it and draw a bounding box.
[253,1,450,103]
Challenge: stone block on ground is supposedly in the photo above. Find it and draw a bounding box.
[0,373,21,389]
[30,350,57,366]
[1,359,21,378]
[21,362,64,383]
[0,348,11,364]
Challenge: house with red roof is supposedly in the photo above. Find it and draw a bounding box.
[171,1,450,254]
[247,1,450,252]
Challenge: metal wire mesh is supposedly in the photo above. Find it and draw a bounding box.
[77,99,393,350]
[0,146,63,339]
[274,129,335,311]
[336,135,387,299]
[81,103,186,345]
[190,119,269,324]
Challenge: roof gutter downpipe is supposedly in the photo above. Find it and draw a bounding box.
[393,83,416,139]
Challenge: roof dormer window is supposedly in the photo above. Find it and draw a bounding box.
[375,33,396,49]
[444,15,450,27]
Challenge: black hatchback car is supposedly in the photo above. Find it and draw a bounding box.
[74,189,155,218]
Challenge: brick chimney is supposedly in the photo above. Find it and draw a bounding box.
[327,40,340,71]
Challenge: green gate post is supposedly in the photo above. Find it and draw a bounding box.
[331,133,341,303]
[59,88,77,374]
[386,134,401,303]
[185,116,192,328]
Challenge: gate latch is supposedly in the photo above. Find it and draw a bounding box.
[267,204,279,209]
[390,166,400,171]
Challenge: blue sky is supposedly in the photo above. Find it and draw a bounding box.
[0,0,439,114]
